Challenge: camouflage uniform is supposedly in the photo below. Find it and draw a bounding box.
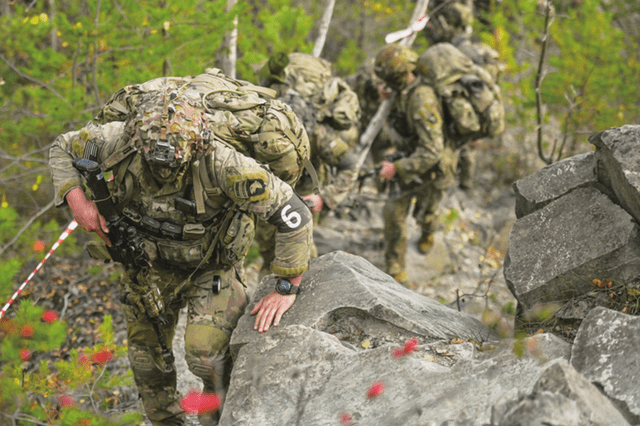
[49,111,312,425]
[255,53,361,278]
[374,45,459,285]
[345,58,404,169]
[424,0,474,46]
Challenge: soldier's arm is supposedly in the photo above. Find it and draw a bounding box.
[319,150,358,210]
[313,124,360,210]
[208,146,313,332]
[393,86,444,185]
[49,122,125,241]
[49,121,126,207]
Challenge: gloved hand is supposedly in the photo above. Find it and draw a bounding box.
[302,193,323,213]
[378,161,397,181]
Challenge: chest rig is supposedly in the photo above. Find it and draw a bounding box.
[100,141,243,271]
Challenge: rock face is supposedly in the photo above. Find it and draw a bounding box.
[571,307,640,423]
[505,125,640,335]
[505,186,640,309]
[219,251,639,426]
[231,251,499,360]
[211,125,640,425]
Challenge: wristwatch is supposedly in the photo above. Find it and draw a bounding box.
[275,278,300,296]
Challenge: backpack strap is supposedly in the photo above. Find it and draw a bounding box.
[100,139,138,171]
[191,164,206,215]
[238,85,277,99]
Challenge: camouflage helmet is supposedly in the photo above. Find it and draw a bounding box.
[124,89,211,181]
[374,44,418,90]
[426,1,474,44]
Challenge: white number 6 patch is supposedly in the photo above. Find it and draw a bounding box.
[280,204,301,228]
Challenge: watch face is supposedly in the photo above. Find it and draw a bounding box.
[276,279,292,295]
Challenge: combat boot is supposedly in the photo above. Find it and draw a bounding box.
[417,233,435,255]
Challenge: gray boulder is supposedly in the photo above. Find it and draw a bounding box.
[221,252,580,426]
[504,186,640,311]
[512,152,602,218]
[571,307,640,424]
[231,251,499,360]
[590,125,640,224]
[491,359,631,426]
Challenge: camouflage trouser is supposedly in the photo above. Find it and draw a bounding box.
[255,219,317,281]
[457,144,477,189]
[122,263,249,426]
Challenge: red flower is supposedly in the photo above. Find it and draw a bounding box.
[403,337,419,354]
[340,412,353,425]
[180,389,222,415]
[41,310,59,323]
[32,240,46,253]
[58,394,76,407]
[391,347,406,359]
[78,352,90,367]
[366,381,385,399]
[19,349,32,360]
[392,337,419,358]
[91,350,113,365]
[20,324,35,339]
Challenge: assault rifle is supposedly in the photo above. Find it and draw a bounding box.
[72,158,175,373]
[357,151,406,197]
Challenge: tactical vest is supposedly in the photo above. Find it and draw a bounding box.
[97,138,255,272]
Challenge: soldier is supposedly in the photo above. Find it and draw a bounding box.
[424,0,474,46]
[255,52,362,278]
[345,58,403,168]
[425,0,505,191]
[372,44,460,286]
[49,84,313,425]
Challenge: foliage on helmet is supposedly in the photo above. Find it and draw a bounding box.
[124,89,211,170]
[374,44,418,89]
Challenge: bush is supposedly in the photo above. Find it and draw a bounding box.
[0,306,142,425]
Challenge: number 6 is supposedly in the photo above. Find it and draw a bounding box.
[281,204,301,228]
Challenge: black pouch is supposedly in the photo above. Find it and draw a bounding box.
[192,269,228,294]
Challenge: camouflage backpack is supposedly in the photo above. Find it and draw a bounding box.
[96,68,318,195]
[274,53,361,131]
[416,42,505,145]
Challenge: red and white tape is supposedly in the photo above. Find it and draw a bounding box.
[0,220,78,320]
[385,14,429,44]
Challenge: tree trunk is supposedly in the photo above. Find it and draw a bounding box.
[219,0,238,78]
[48,0,58,51]
[312,0,336,58]
[0,0,10,17]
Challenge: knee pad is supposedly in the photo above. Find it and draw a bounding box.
[185,352,232,392]
[129,348,156,373]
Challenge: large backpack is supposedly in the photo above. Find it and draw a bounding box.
[415,42,505,145]
[96,68,317,191]
[277,53,361,131]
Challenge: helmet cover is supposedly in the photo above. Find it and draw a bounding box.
[124,90,211,181]
[374,44,418,90]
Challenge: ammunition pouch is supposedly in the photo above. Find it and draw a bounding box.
[219,211,255,266]
[85,240,113,262]
[156,236,210,268]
